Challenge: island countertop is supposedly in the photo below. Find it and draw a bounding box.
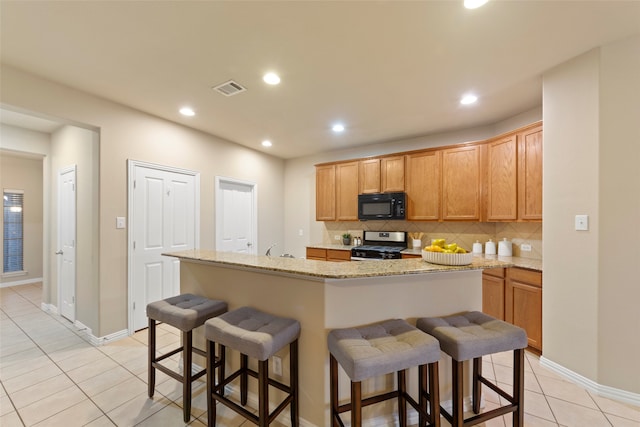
[163,249,514,280]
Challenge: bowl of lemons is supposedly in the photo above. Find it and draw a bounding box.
[422,239,473,266]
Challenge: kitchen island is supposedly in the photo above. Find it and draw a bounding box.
[164,249,513,427]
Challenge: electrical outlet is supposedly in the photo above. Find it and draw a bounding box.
[334,235,341,241]
[521,243,532,252]
[298,229,304,236]
[272,356,282,376]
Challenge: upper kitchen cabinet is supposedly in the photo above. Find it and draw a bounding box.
[486,134,518,221]
[380,156,405,192]
[316,164,336,221]
[405,150,441,220]
[315,161,358,221]
[359,159,381,194]
[518,124,543,220]
[441,145,482,221]
[336,161,359,221]
[358,156,405,194]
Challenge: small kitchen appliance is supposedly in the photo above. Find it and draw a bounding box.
[357,192,406,221]
[351,231,407,260]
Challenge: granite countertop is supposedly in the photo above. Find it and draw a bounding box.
[400,247,542,272]
[164,249,514,280]
[306,244,542,272]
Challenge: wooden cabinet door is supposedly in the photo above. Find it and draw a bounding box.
[327,249,352,262]
[315,165,336,221]
[359,159,381,194]
[381,156,405,192]
[518,125,543,220]
[482,273,505,320]
[506,267,543,351]
[336,162,359,221]
[486,134,517,221]
[306,247,327,260]
[405,151,441,220]
[442,145,481,220]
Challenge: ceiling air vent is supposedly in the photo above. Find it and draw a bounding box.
[212,80,247,96]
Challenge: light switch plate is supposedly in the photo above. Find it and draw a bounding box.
[116,217,126,229]
[575,215,589,231]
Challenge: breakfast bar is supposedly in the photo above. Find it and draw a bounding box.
[164,249,513,426]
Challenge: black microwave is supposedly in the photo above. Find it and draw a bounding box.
[358,192,406,221]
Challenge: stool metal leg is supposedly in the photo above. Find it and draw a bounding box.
[398,369,407,427]
[472,357,482,414]
[183,330,193,422]
[290,340,299,427]
[514,349,525,427]
[351,380,362,427]
[148,318,156,398]
[451,360,464,427]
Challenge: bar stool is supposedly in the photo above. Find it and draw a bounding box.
[205,306,300,427]
[417,311,527,427]
[328,319,441,427]
[147,294,228,422]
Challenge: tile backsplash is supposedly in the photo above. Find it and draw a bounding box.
[323,221,542,259]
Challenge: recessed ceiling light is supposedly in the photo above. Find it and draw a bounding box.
[179,107,195,116]
[261,140,272,147]
[263,73,281,85]
[464,0,488,9]
[332,124,345,133]
[460,94,478,105]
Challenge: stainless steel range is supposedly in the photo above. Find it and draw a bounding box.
[351,231,407,260]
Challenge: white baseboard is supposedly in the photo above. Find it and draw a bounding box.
[41,302,58,314]
[1,277,43,288]
[540,356,640,407]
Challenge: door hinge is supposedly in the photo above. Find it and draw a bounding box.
[73,183,75,191]
[133,241,136,250]
[133,180,136,189]
[133,302,135,310]
[72,296,75,303]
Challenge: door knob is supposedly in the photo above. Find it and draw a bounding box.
[55,250,64,255]
[247,242,252,247]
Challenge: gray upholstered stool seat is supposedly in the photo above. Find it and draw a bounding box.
[417,311,527,427]
[205,306,300,427]
[147,294,227,423]
[147,293,228,331]
[328,319,441,427]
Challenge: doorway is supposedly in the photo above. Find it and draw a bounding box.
[58,165,76,321]
[128,160,200,332]
[215,176,257,254]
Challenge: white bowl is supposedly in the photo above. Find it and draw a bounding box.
[422,250,473,266]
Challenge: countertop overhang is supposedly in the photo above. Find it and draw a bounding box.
[163,249,515,280]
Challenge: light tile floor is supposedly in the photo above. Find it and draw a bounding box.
[1,283,639,426]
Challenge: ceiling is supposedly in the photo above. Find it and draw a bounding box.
[1,1,639,159]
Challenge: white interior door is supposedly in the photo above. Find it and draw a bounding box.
[129,161,199,331]
[58,166,76,322]
[216,177,257,254]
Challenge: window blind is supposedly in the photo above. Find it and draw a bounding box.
[3,190,24,273]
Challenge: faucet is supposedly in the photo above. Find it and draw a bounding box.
[265,243,277,256]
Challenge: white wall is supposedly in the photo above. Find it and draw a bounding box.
[543,34,640,394]
[50,125,100,331]
[1,65,285,337]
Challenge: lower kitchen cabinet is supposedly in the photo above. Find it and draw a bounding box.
[482,268,505,320]
[506,267,542,352]
[306,247,351,262]
[482,266,542,353]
